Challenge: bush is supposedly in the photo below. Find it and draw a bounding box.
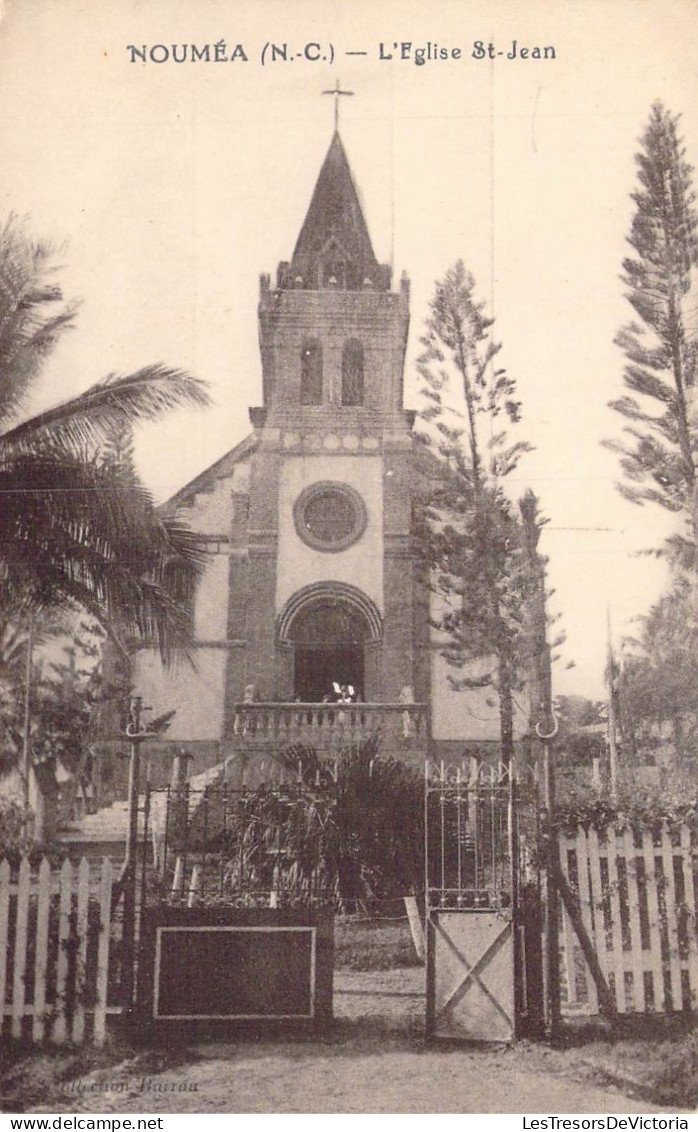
[195,738,425,909]
[0,797,65,866]
[553,781,698,834]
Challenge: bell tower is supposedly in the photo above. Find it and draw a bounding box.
[226,126,427,720]
[257,131,408,422]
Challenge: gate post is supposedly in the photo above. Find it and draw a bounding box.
[539,715,561,1037]
[520,492,561,1039]
[120,696,174,1015]
[509,770,523,1038]
[120,703,142,1013]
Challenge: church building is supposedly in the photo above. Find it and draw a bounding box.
[129,127,527,786]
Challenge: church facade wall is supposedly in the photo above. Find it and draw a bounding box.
[133,648,228,740]
[275,453,383,614]
[194,553,230,639]
[179,463,249,536]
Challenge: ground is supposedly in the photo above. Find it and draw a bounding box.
[2,921,696,1114]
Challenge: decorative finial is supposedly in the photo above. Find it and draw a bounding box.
[321,78,354,131]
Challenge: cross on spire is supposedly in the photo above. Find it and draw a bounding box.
[321,78,354,131]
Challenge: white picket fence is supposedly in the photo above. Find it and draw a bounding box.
[559,823,698,1015]
[0,856,115,1044]
[3,828,697,1045]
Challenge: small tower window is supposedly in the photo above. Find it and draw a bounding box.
[300,339,323,405]
[341,339,364,406]
[321,255,346,289]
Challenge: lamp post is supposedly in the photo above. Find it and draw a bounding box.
[120,695,152,1013]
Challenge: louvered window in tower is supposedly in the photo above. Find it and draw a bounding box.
[300,339,323,404]
[341,339,364,406]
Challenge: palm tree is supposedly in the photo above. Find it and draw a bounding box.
[0,214,210,661]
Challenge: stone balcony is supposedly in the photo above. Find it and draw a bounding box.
[231,701,429,760]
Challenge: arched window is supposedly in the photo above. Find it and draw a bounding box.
[341,339,364,406]
[300,339,323,405]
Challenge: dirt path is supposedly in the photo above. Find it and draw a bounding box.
[38,1040,679,1115]
[18,971,688,1115]
[73,1045,676,1114]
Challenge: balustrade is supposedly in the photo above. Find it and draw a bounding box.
[232,701,428,751]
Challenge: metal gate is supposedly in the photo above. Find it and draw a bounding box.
[425,758,519,1042]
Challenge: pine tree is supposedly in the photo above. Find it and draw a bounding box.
[416,261,534,763]
[606,103,698,572]
[621,576,697,769]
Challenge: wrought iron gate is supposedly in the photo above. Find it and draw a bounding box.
[425,758,520,1042]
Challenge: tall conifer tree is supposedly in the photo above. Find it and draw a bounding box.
[606,102,698,572]
[416,261,534,763]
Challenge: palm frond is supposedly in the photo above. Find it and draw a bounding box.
[0,448,202,663]
[0,214,79,425]
[0,365,211,454]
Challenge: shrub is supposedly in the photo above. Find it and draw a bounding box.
[185,738,425,909]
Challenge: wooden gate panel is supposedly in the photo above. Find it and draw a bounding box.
[427,910,514,1042]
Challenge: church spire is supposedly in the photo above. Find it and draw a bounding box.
[278,131,390,291]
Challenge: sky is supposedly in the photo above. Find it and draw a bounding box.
[0,0,696,699]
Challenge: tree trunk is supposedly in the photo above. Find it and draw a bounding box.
[498,640,515,766]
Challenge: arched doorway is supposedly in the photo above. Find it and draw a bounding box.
[292,602,366,702]
[277,583,382,702]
